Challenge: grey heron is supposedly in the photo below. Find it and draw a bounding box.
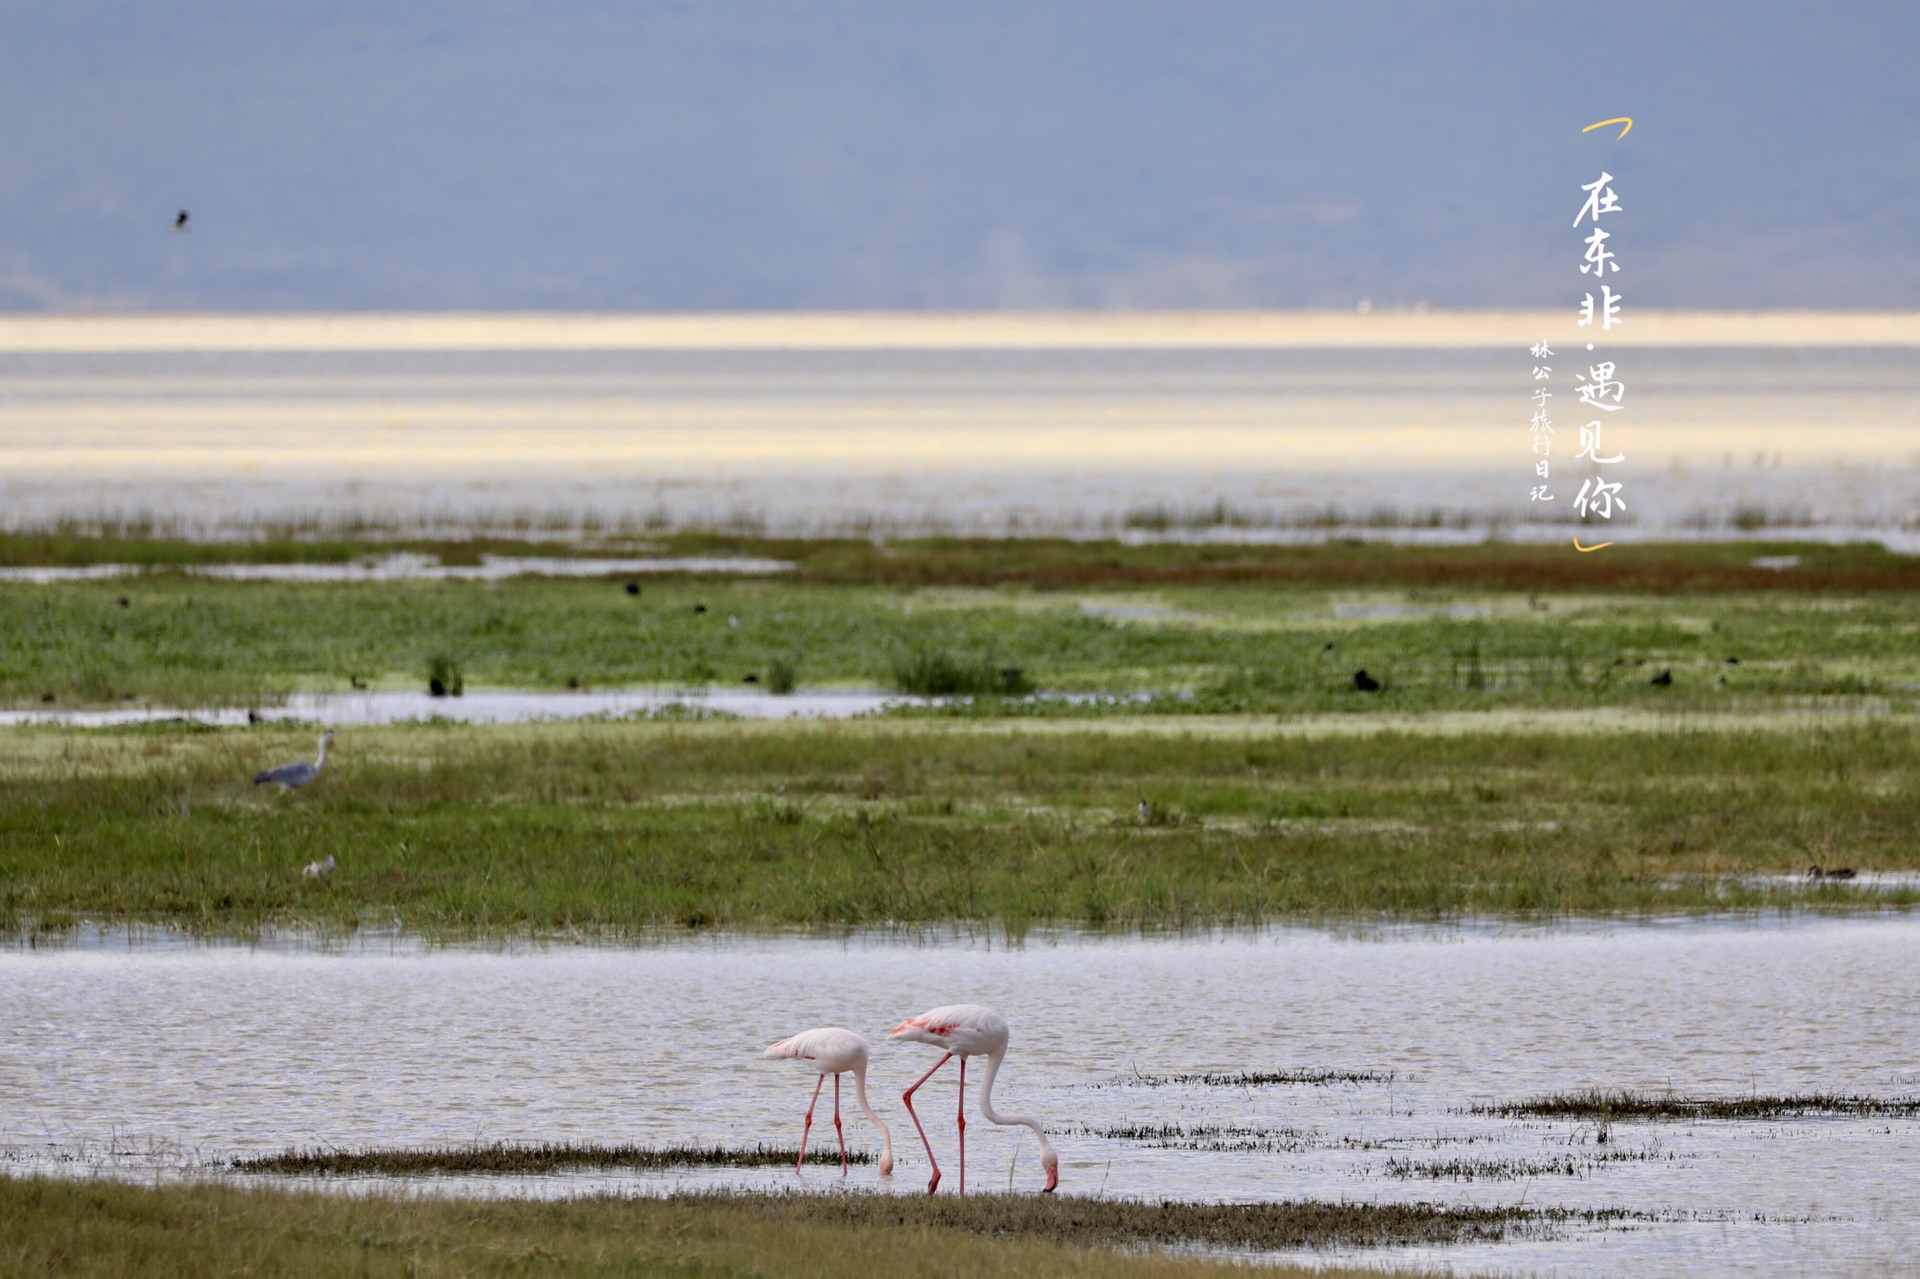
[254,729,333,789]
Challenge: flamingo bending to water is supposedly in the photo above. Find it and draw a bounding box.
[763,1028,894,1176]
[889,1003,1058,1195]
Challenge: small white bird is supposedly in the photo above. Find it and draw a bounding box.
[764,1027,894,1177]
[302,855,336,879]
[255,730,333,789]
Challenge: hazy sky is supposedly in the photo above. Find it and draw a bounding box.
[3,2,1916,311]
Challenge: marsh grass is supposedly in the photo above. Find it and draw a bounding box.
[670,1188,1615,1251]
[1072,1124,1319,1153]
[1382,1149,1672,1180]
[11,544,1920,710]
[0,1176,1433,1279]
[891,649,1033,697]
[425,652,464,698]
[232,1141,873,1175]
[1478,1090,1920,1121]
[6,717,1920,937]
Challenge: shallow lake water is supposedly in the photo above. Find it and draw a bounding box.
[5,344,1918,539]
[4,917,1918,1277]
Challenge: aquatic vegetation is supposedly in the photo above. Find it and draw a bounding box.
[1071,1123,1322,1153]
[232,1140,873,1175]
[681,1187,1621,1251]
[1381,1148,1674,1180]
[1478,1089,1920,1121]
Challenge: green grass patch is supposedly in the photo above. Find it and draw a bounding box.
[0,1174,1595,1276]
[8,567,1920,709]
[5,717,1919,938]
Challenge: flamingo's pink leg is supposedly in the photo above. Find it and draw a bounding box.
[956,1055,967,1197]
[833,1072,848,1175]
[796,1073,825,1174]
[902,1051,953,1195]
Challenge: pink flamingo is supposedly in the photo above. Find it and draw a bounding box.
[889,1003,1059,1195]
[763,1027,894,1177]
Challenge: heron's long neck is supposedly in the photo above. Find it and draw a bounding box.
[851,1062,893,1168]
[977,1046,1055,1161]
[315,736,329,768]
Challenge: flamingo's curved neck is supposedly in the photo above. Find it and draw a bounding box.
[976,1046,1056,1163]
[851,1062,893,1170]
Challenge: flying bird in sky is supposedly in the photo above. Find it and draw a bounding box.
[173,210,189,231]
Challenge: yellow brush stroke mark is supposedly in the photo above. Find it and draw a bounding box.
[1583,117,1633,140]
[1572,538,1615,553]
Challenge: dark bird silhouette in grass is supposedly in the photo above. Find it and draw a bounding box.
[1807,865,1857,881]
[1352,669,1381,692]
[625,581,641,596]
[173,210,190,231]
[1650,668,1673,686]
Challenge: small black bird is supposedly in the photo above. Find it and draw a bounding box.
[173,210,190,231]
[693,603,707,614]
[625,581,641,596]
[1353,669,1381,692]
[1650,668,1673,686]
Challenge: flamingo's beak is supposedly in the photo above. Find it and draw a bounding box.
[1043,1165,1059,1193]
[879,1153,894,1175]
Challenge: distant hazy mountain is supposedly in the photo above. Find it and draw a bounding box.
[3,2,1914,311]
